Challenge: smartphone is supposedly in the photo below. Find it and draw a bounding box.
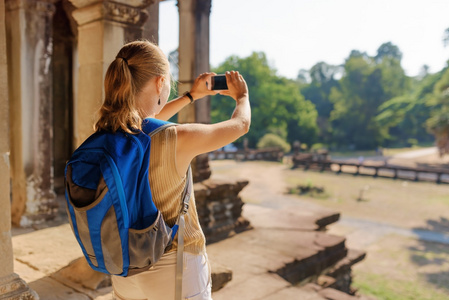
[210,75,228,90]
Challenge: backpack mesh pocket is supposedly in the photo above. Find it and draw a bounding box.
[128,211,173,270]
[66,164,124,275]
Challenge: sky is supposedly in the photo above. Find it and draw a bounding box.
[159,0,449,79]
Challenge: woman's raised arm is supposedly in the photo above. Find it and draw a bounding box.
[175,71,251,176]
[155,73,218,121]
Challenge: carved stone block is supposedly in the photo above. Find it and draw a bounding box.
[194,179,252,244]
[0,273,38,300]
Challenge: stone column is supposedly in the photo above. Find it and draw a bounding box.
[143,0,159,43]
[68,0,150,147]
[6,0,57,226]
[177,0,212,182]
[0,0,39,297]
[176,0,252,242]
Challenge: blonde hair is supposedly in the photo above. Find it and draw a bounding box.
[95,40,169,133]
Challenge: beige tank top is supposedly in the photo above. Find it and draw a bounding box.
[149,126,206,255]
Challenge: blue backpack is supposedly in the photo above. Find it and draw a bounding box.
[64,118,191,278]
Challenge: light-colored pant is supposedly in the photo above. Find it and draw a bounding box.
[112,251,212,300]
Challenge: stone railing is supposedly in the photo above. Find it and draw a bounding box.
[209,147,284,162]
[292,158,449,184]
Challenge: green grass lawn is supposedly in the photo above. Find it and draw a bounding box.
[354,272,449,300]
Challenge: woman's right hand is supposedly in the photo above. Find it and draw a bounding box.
[189,72,218,101]
[175,70,250,177]
[219,71,249,102]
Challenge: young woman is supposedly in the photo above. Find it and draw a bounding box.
[95,40,250,300]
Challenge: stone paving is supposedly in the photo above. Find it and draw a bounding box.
[12,200,367,300]
[10,159,374,300]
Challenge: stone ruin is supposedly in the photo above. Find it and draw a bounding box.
[0,0,366,299]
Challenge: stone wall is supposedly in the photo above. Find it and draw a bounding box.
[0,0,39,297]
[194,179,251,244]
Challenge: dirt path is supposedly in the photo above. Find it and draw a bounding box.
[392,147,439,159]
[211,159,449,247]
[210,160,333,214]
[209,157,449,299]
[210,160,288,202]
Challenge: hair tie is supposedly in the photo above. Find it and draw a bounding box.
[118,56,128,64]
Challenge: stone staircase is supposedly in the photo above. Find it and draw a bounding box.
[208,204,367,299]
[11,191,367,299]
[194,178,252,244]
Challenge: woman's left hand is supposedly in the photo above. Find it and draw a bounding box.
[189,72,219,101]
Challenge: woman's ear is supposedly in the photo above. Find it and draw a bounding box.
[155,76,165,94]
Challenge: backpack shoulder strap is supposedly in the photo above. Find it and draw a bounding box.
[141,117,191,300]
[175,166,192,300]
[149,123,177,137]
[141,118,176,136]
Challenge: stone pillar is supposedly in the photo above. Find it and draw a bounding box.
[177,0,212,182]
[68,0,150,147]
[6,0,57,226]
[0,0,39,297]
[143,0,159,43]
[176,0,252,242]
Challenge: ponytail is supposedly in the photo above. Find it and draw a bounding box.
[94,40,169,133]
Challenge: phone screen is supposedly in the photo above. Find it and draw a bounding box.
[212,75,228,90]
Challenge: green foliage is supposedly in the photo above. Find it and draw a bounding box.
[375,41,403,63]
[300,62,341,144]
[211,52,318,148]
[327,42,411,149]
[257,133,291,153]
[311,143,327,151]
[444,27,449,47]
[207,36,448,154]
[426,65,449,154]
[354,272,449,300]
[377,72,441,146]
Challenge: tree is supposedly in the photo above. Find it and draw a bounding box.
[329,43,409,149]
[348,50,368,60]
[309,62,341,84]
[329,54,383,149]
[444,27,449,47]
[211,52,318,148]
[375,41,402,63]
[423,27,449,155]
[300,62,341,144]
[296,68,310,84]
[426,65,449,155]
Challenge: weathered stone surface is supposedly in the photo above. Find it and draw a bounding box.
[29,276,89,300]
[10,198,366,299]
[212,273,290,300]
[194,179,252,244]
[244,202,340,231]
[318,287,360,300]
[317,275,337,288]
[7,0,58,227]
[206,226,348,288]
[53,258,111,291]
[263,286,327,300]
[0,273,39,300]
[12,224,82,275]
[210,260,232,292]
[324,248,366,293]
[245,205,321,231]
[207,200,365,298]
[0,0,13,279]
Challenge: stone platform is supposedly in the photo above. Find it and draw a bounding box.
[11,199,367,299]
[208,204,367,300]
